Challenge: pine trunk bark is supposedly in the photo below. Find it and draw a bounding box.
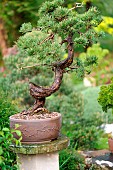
[28,35,74,114]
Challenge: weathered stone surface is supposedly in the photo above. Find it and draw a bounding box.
[92,153,113,170]
[17,152,59,170]
[10,135,69,154]
[81,150,110,158]
[80,150,113,170]
[90,164,110,170]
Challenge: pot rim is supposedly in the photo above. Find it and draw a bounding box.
[9,112,61,122]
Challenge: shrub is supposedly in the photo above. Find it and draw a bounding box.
[0,87,19,129]
[59,149,85,170]
[0,127,21,170]
[98,79,113,113]
[0,88,21,170]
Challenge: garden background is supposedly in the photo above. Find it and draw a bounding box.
[0,0,113,169]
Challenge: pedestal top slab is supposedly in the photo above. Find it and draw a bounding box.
[10,135,69,155]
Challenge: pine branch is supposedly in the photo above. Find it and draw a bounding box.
[38,33,54,45]
[69,3,84,11]
[18,63,52,70]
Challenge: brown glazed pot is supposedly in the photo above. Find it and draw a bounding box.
[108,138,113,153]
[10,113,62,144]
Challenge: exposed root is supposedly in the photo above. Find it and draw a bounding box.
[33,107,51,115]
[20,107,50,116]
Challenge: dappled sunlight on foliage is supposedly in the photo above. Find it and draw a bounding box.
[96,17,113,35]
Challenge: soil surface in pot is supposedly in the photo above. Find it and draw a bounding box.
[11,112,59,120]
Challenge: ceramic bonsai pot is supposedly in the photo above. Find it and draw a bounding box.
[108,138,113,153]
[10,112,62,144]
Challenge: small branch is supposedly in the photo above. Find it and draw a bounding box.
[69,3,83,11]
[18,63,52,70]
[68,7,76,11]
[36,25,51,31]
[60,39,68,45]
[64,66,79,73]
[69,66,79,69]
[38,33,54,45]
[77,31,83,36]
[55,16,67,22]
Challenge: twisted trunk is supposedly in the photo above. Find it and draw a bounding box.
[29,35,74,113]
[29,66,63,112]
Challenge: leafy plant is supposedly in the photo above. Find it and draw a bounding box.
[0,87,21,170]
[0,127,22,170]
[0,87,19,129]
[98,79,113,113]
[96,17,113,36]
[59,149,85,170]
[79,44,111,85]
[80,43,109,62]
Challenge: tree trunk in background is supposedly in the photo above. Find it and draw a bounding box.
[86,1,92,11]
[85,1,92,52]
[0,18,8,56]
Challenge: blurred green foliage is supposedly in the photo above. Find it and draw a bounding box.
[94,137,108,150]
[96,17,113,35]
[59,149,85,170]
[80,43,109,62]
[82,86,113,122]
[0,88,19,129]
[0,88,21,170]
[82,87,106,117]
[0,0,46,45]
[66,0,113,17]
[80,43,113,85]
[0,126,22,170]
[0,128,17,170]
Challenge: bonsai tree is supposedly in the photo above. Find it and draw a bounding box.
[7,0,103,116]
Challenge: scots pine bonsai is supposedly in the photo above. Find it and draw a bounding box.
[9,0,103,115]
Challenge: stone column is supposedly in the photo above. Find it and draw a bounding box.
[10,135,69,170]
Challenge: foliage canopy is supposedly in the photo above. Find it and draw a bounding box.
[6,0,103,81]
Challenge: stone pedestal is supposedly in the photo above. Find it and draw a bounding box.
[10,135,69,170]
[17,152,59,170]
